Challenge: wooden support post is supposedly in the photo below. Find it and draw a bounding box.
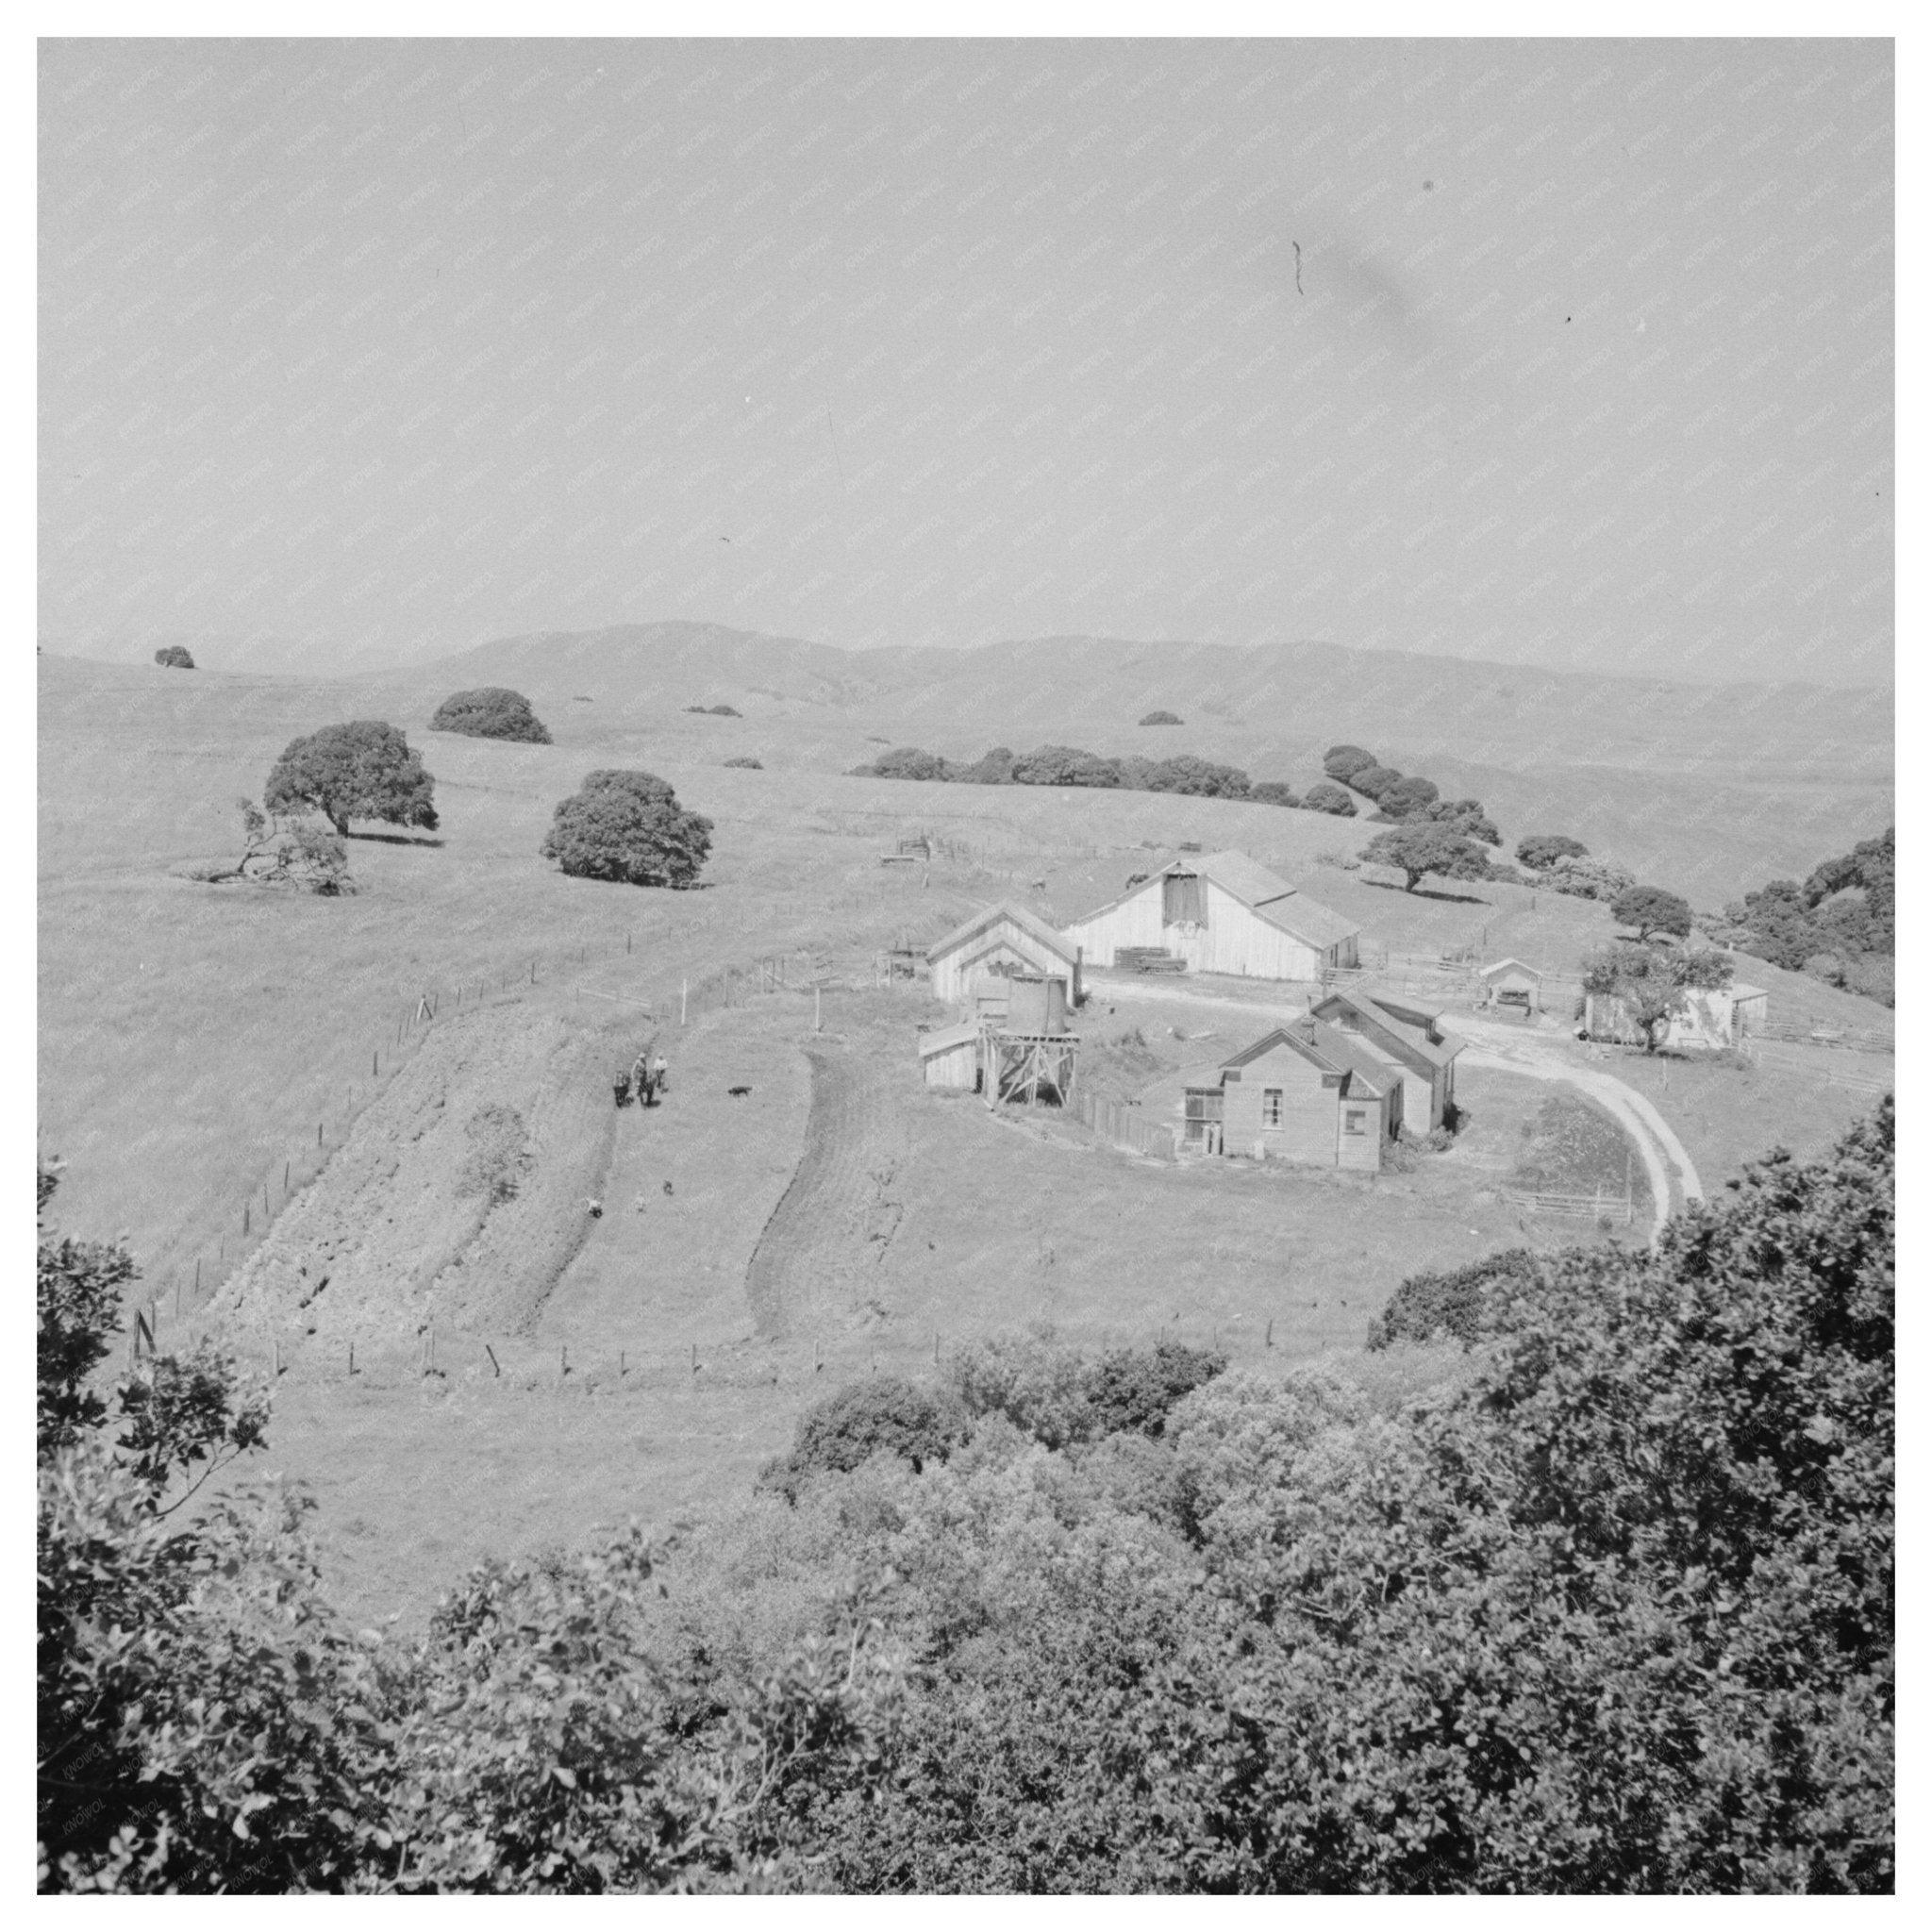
[373,1049,379,1078]
[619,1349,625,1376]
[486,1344,500,1377]
[194,1257,201,1296]
[243,1202,250,1236]
[560,1344,568,1375]
[814,985,822,1033]
[284,1159,290,1193]
[349,1341,356,1375]
[318,1122,324,1146]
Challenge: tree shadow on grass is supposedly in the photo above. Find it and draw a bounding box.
[347,829,445,847]
[1361,878,1491,905]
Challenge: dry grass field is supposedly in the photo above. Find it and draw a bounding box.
[38,646,1892,1624]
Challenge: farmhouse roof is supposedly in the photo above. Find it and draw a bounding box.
[1480,957,1543,981]
[1065,849,1360,951]
[1310,989,1463,1072]
[1218,1020,1391,1098]
[1730,982,1768,1001]
[917,1019,982,1058]
[925,899,1079,969]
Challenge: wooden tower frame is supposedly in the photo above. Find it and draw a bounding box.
[980,1025,1078,1109]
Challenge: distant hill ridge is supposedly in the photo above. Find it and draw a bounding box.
[387,621,1890,775]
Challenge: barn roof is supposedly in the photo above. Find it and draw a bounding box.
[925,899,1079,969]
[1480,957,1543,980]
[917,1019,982,1058]
[1064,850,1360,950]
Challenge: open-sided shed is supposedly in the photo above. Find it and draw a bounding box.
[1479,958,1543,1017]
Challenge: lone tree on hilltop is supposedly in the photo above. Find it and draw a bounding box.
[1517,832,1590,871]
[1612,884,1694,942]
[263,721,438,839]
[1139,708,1183,725]
[1302,781,1357,816]
[541,769,712,888]
[1323,744,1376,781]
[153,645,194,670]
[1361,824,1491,894]
[430,687,552,744]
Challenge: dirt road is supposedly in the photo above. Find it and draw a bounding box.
[743,1044,909,1339]
[1091,975,1701,1242]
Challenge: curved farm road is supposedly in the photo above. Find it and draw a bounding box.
[743,1046,909,1339]
[1096,978,1700,1242]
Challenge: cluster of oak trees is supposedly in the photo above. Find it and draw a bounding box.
[218,691,713,895]
[40,1103,1892,1891]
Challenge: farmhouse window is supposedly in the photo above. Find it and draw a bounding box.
[1182,1087,1224,1147]
[1162,873,1204,924]
[1262,1088,1282,1126]
[1343,1110,1366,1135]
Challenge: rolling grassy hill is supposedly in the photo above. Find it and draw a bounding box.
[38,645,1891,1618]
[344,622,1890,908]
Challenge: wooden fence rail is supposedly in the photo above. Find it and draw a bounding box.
[1075,1092,1177,1161]
[1500,1186,1637,1224]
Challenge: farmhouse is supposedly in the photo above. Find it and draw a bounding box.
[1307,988,1464,1130]
[926,900,1082,1009]
[1584,981,1769,1052]
[1159,1019,1399,1172]
[1478,958,1543,1018]
[1062,851,1359,981]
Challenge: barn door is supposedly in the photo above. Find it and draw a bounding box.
[1162,872,1203,925]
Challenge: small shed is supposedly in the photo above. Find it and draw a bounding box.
[919,1019,983,1091]
[1479,958,1543,1017]
[926,900,1081,1008]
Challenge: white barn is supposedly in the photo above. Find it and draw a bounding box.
[925,900,1082,1008]
[1062,851,1360,982]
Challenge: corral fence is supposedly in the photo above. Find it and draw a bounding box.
[1753,1018,1894,1055]
[1076,1092,1177,1161]
[1500,1185,1638,1224]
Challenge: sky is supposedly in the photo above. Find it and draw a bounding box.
[39,37,1893,683]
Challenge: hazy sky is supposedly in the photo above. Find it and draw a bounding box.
[40,37,1892,683]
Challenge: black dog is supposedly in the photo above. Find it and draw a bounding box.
[727,1085,753,1099]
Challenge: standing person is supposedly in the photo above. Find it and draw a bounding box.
[649,1048,669,1099]
[612,1064,631,1108]
[632,1050,653,1106]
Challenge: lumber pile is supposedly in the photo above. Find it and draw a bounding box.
[1116,946,1187,974]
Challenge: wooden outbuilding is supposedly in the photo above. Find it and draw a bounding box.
[1479,958,1543,1017]
[919,1019,984,1091]
[1584,982,1769,1052]
[1061,851,1360,982]
[1164,1019,1399,1171]
[926,900,1082,1008]
[1307,989,1464,1130]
